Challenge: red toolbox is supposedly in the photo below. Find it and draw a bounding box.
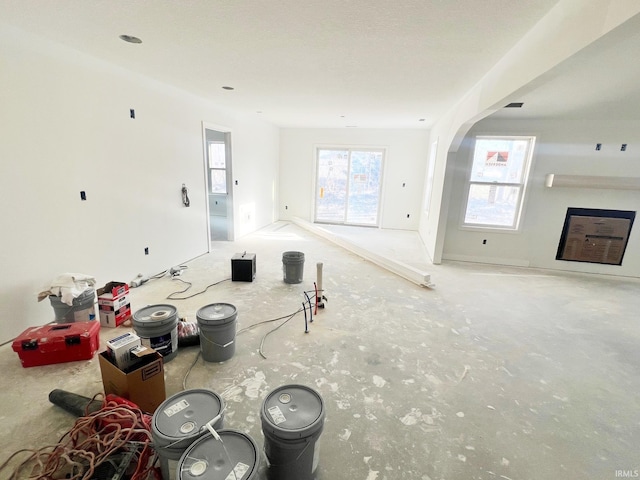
[12,321,100,368]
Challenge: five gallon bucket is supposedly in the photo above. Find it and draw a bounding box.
[49,288,96,323]
[196,303,237,362]
[282,251,305,284]
[152,389,225,480]
[260,384,325,480]
[177,429,260,480]
[132,304,179,362]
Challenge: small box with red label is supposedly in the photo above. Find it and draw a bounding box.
[97,281,131,328]
[12,321,100,368]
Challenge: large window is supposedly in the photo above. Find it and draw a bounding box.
[315,148,384,226]
[462,135,536,230]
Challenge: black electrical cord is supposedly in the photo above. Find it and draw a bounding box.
[166,277,230,300]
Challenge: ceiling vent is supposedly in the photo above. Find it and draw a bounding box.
[504,102,524,108]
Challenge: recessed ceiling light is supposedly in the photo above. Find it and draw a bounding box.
[119,34,142,44]
[419,118,426,122]
[222,86,235,90]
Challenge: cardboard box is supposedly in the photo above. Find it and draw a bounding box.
[99,349,166,413]
[12,321,100,368]
[106,332,141,370]
[97,281,132,328]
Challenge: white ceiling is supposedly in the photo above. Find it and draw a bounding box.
[3,1,638,128]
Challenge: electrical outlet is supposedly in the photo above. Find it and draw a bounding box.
[80,191,86,201]
[482,239,487,245]
[144,247,149,255]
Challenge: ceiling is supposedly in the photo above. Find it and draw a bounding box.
[2,1,638,128]
[490,10,640,122]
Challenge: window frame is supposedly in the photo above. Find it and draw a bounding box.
[207,141,227,194]
[314,146,385,227]
[460,134,536,232]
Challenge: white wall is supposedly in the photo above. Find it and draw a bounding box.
[279,128,428,230]
[0,25,279,343]
[442,118,640,277]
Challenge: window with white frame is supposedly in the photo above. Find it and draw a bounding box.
[208,141,227,194]
[462,135,536,229]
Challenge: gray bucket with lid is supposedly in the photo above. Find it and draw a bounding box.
[152,388,225,480]
[177,429,260,480]
[282,251,305,284]
[49,288,96,323]
[196,303,237,362]
[132,304,179,362]
[260,384,325,480]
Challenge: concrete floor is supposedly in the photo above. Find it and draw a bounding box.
[1,221,639,480]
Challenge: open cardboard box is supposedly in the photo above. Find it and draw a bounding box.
[98,347,166,413]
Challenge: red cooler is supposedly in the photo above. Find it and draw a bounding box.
[12,321,100,368]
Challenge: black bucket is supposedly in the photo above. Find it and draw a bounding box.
[177,429,260,480]
[260,384,325,480]
[282,251,305,284]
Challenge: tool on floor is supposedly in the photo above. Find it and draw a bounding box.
[49,389,103,417]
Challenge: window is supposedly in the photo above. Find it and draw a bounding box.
[462,135,535,230]
[315,148,384,226]
[208,142,227,194]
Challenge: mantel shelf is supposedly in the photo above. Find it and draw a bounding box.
[545,174,640,190]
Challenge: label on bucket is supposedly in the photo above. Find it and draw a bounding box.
[267,405,286,425]
[73,306,95,323]
[164,399,189,417]
[224,462,250,480]
[141,331,176,357]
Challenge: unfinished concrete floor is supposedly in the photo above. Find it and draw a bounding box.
[1,221,639,480]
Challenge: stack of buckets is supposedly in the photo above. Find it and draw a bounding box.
[150,385,326,480]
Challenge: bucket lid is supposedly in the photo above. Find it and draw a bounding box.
[133,304,178,327]
[282,251,304,259]
[177,430,259,480]
[260,384,325,440]
[196,303,237,326]
[152,389,224,448]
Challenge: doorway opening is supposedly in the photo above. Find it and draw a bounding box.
[314,148,384,226]
[203,125,234,242]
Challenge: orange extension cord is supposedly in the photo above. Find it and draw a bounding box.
[0,395,160,480]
